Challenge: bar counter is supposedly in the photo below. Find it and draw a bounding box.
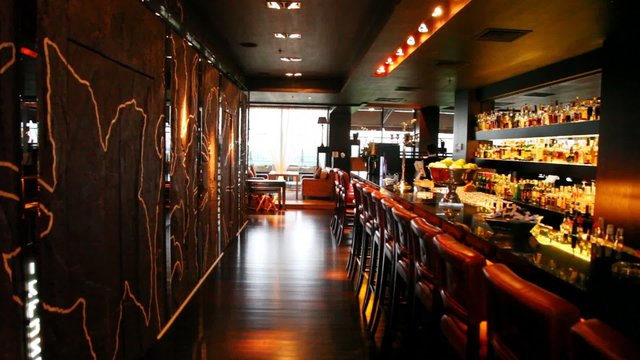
[352,174,640,341]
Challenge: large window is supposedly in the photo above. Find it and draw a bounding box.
[248,107,326,170]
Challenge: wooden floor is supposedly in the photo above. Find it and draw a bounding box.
[144,209,375,359]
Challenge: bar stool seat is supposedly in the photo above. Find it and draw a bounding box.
[483,263,580,360]
[569,319,640,360]
[433,233,487,360]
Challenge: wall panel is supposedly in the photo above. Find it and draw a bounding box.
[37,0,165,358]
[219,78,240,248]
[167,32,200,309]
[200,64,220,269]
[0,0,24,359]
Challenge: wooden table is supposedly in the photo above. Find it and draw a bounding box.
[267,171,300,199]
[247,179,287,210]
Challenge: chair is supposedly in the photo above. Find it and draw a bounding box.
[362,190,386,321]
[347,181,365,280]
[301,168,334,199]
[354,186,377,297]
[335,171,355,246]
[410,217,443,330]
[483,263,580,360]
[369,196,398,334]
[433,233,487,360]
[569,319,640,360]
[386,206,419,341]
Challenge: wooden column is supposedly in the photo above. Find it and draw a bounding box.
[453,90,480,161]
[419,105,439,153]
[328,106,351,171]
[595,1,640,246]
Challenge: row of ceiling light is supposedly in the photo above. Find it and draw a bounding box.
[374,0,472,77]
[267,1,304,77]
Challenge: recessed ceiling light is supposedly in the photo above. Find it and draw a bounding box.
[385,57,394,65]
[376,66,387,75]
[308,96,312,100]
[290,57,302,62]
[395,48,404,56]
[432,6,443,17]
[280,57,291,62]
[274,33,287,39]
[285,72,294,77]
[407,36,416,46]
[287,2,301,9]
[294,72,302,77]
[266,2,281,9]
[288,33,302,39]
[418,23,429,33]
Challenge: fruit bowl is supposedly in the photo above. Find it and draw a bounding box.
[428,167,450,186]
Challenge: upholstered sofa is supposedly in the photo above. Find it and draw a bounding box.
[301,168,334,199]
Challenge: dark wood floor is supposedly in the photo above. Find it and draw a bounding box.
[144,210,375,359]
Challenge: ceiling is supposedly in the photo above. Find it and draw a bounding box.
[187,0,610,110]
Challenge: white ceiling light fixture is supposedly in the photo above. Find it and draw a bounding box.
[289,57,302,62]
[294,72,302,77]
[266,2,301,10]
[285,72,294,77]
[432,5,444,17]
[288,33,302,39]
[280,57,291,62]
[407,36,416,46]
[274,33,287,39]
[418,23,429,33]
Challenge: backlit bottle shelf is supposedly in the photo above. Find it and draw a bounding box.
[476,120,599,140]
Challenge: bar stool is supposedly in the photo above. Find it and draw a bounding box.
[410,217,443,332]
[347,181,364,279]
[483,263,580,360]
[369,197,399,334]
[362,190,386,321]
[433,233,487,360]
[569,319,640,360]
[354,186,377,297]
[336,171,355,246]
[329,170,342,236]
[386,206,419,341]
[441,220,465,242]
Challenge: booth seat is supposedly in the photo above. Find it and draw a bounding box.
[302,168,334,199]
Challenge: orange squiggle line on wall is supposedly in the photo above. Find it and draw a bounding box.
[0,161,19,172]
[154,114,165,159]
[2,246,22,283]
[38,203,54,239]
[0,190,19,202]
[111,281,152,360]
[0,42,16,74]
[42,299,97,360]
[12,295,23,306]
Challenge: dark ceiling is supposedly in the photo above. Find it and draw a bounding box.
[187,0,610,109]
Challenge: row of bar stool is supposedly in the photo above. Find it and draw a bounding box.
[337,174,638,359]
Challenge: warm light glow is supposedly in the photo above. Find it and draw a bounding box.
[180,96,188,141]
[266,1,301,10]
[373,0,472,77]
[293,72,302,77]
[288,33,302,39]
[290,57,302,62]
[280,57,291,62]
[376,66,387,75]
[274,33,286,38]
[285,72,293,77]
[266,2,281,9]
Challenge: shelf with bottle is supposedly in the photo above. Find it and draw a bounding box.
[475,135,598,165]
[476,97,600,136]
[474,172,596,218]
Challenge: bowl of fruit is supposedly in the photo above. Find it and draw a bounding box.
[428,158,478,186]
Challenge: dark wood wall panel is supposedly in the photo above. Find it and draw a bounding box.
[200,64,220,269]
[167,32,201,308]
[37,0,165,358]
[0,0,24,359]
[219,78,241,248]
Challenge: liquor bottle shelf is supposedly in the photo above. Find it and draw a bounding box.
[475,120,600,140]
[475,159,597,181]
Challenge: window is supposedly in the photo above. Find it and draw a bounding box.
[248,107,326,170]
